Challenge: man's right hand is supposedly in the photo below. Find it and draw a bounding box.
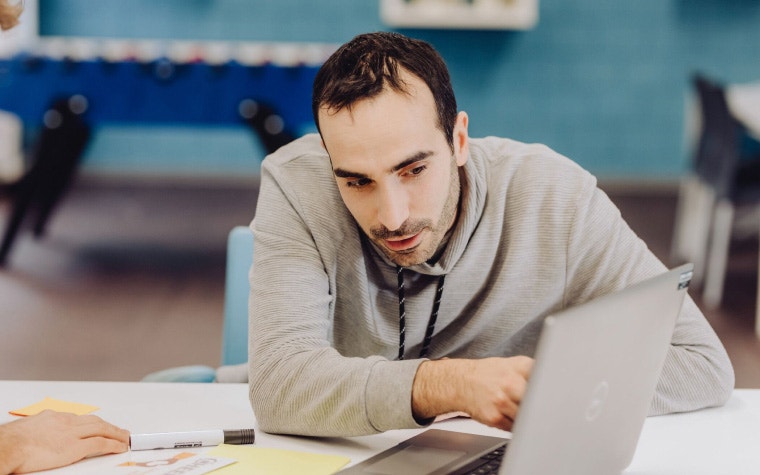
[411,356,534,431]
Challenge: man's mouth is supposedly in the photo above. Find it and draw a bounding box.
[384,232,423,252]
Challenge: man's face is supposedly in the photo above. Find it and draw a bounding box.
[318,71,469,267]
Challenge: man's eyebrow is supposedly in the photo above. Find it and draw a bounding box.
[333,168,369,179]
[333,150,435,179]
[391,150,434,173]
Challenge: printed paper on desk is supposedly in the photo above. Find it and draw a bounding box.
[207,444,351,475]
[9,397,99,416]
[92,452,236,475]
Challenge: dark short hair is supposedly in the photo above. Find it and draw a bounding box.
[312,32,457,151]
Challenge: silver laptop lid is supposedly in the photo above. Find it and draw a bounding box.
[337,265,693,475]
[500,264,693,475]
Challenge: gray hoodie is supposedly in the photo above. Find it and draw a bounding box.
[246,134,734,436]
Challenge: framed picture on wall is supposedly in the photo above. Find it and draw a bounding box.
[380,0,539,30]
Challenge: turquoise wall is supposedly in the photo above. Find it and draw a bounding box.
[38,0,760,181]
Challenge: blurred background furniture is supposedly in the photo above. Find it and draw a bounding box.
[0,45,304,265]
[142,225,253,382]
[671,73,760,336]
[0,95,90,265]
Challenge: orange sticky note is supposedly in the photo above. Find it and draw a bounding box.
[9,397,100,416]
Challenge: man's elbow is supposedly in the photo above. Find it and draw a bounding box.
[701,348,736,409]
[248,371,289,434]
[712,361,735,407]
[250,399,284,434]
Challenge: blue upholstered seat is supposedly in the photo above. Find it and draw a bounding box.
[142,226,253,382]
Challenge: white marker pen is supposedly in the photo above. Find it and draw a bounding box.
[129,429,255,451]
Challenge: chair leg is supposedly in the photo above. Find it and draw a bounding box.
[32,153,82,238]
[0,180,36,265]
[756,224,760,339]
[703,199,734,309]
[689,180,716,289]
[670,175,697,263]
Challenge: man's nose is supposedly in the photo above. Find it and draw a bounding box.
[376,183,409,232]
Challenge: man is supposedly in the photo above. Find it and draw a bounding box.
[248,32,733,437]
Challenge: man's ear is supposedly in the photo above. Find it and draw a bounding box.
[453,111,469,166]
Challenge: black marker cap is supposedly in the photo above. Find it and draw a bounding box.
[223,428,255,445]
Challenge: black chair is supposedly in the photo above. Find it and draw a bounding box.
[0,95,292,267]
[238,99,296,155]
[671,73,760,330]
[0,95,91,265]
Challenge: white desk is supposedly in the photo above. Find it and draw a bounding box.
[1,381,759,474]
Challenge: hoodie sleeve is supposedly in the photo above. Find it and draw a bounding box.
[563,174,734,415]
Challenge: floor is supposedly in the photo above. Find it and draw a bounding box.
[1,178,759,387]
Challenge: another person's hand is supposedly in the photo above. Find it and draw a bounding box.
[412,356,534,431]
[0,410,129,474]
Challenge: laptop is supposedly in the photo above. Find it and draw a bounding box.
[339,264,694,475]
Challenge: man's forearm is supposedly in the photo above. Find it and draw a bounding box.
[411,356,533,431]
[411,359,469,420]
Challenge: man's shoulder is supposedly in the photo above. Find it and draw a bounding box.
[257,133,349,223]
[262,134,331,174]
[470,136,590,184]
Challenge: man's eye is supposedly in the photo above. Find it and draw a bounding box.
[347,178,371,188]
[409,165,426,176]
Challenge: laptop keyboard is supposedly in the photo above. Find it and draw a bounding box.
[460,445,506,475]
